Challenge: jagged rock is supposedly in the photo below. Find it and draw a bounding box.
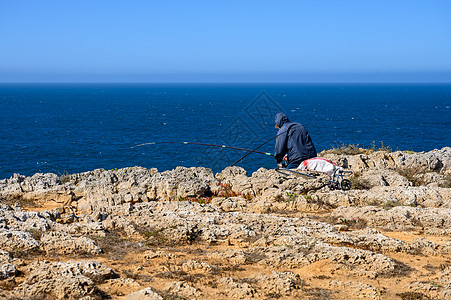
[358,169,410,187]
[15,260,115,299]
[331,206,451,230]
[143,250,177,260]
[315,186,451,208]
[256,246,311,269]
[329,280,382,299]
[181,259,213,272]
[217,277,257,299]
[165,281,200,298]
[344,228,408,253]
[211,196,248,212]
[309,242,397,277]
[0,250,18,279]
[125,287,163,300]
[40,231,102,255]
[53,221,106,236]
[252,271,303,296]
[0,229,39,252]
[249,168,285,195]
[0,173,72,205]
[216,166,248,180]
[415,172,451,187]
[258,188,284,202]
[322,147,451,175]
[409,238,438,255]
[438,265,451,287]
[408,281,444,299]
[438,241,451,255]
[102,215,137,235]
[216,166,251,195]
[146,166,215,201]
[207,249,247,266]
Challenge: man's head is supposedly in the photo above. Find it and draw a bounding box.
[275,113,290,129]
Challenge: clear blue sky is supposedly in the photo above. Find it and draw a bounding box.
[1,0,450,82]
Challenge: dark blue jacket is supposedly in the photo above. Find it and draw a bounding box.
[274,113,317,166]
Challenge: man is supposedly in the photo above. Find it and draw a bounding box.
[274,112,317,168]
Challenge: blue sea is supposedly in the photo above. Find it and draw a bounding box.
[0,83,450,180]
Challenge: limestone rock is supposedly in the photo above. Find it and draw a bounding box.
[207,249,247,266]
[331,206,451,230]
[0,229,39,252]
[358,169,410,187]
[329,280,382,299]
[0,250,18,279]
[165,281,200,298]
[252,271,303,296]
[125,287,163,300]
[15,260,115,299]
[211,196,248,212]
[217,277,257,299]
[344,228,408,253]
[181,259,213,272]
[40,231,102,255]
[146,167,215,201]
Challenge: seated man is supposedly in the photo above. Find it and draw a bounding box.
[274,113,317,168]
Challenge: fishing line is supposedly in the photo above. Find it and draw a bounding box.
[132,141,273,156]
[230,127,293,166]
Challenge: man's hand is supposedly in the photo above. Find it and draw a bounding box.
[277,161,287,169]
[283,154,288,161]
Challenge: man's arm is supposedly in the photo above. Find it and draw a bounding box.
[274,129,288,163]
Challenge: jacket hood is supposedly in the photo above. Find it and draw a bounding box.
[275,113,290,128]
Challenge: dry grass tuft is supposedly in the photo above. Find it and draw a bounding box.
[321,142,393,156]
[439,174,451,188]
[396,166,428,187]
[90,230,144,260]
[395,291,431,300]
[350,172,373,190]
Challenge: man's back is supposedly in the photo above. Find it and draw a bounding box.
[274,113,317,167]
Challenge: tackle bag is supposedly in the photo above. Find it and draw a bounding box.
[297,157,342,178]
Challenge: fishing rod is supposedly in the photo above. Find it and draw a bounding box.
[132,141,274,156]
[231,129,289,166]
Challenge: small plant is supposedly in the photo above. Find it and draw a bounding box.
[321,142,393,156]
[337,218,367,229]
[429,281,443,288]
[58,171,71,184]
[242,192,253,200]
[143,228,163,240]
[29,228,44,241]
[439,263,450,271]
[368,199,381,206]
[439,174,451,188]
[369,140,393,153]
[0,279,18,291]
[350,172,373,190]
[410,216,424,227]
[285,191,298,201]
[178,196,212,204]
[383,199,403,210]
[325,143,367,155]
[396,166,428,186]
[90,230,142,260]
[396,292,431,300]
